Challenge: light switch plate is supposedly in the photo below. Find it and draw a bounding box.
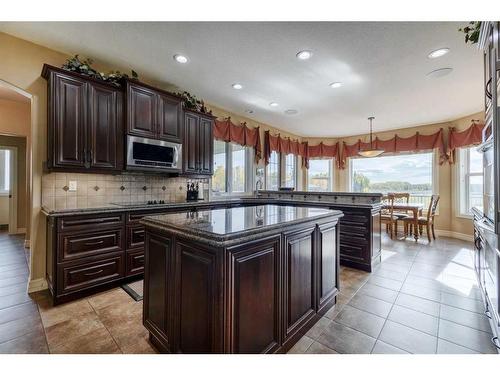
[68,180,77,192]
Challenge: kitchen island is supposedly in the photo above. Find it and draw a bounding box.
[141,204,343,353]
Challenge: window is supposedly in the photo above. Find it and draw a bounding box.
[283,154,297,188]
[212,140,253,194]
[266,151,280,190]
[458,146,483,216]
[307,159,333,192]
[349,152,435,207]
[0,150,10,195]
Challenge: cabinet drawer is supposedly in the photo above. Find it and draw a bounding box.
[127,225,145,249]
[126,249,145,276]
[57,253,124,294]
[59,228,124,262]
[58,214,124,232]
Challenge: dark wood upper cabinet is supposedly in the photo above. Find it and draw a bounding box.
[183,112,199,174]
[126,82,157,138]
[126,81,183,143]
[88,83,123,170]
[42,64,123,172]
[183,110,214,176]
[50,72,87,169]
[158,92,183,142]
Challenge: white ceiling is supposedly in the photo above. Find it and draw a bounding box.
[0,22,483,137]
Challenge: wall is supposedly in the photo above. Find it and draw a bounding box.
[302,112,484,238]
[0,135,28,229]
[0,31,304,288]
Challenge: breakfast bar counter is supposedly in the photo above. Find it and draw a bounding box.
[141,204,343,353]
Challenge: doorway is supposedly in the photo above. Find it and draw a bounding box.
[0,146,17,234]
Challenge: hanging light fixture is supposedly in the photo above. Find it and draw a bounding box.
[358,116,384,157]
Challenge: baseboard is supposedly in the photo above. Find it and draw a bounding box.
[16,228,26,234]
[28,278,48,293]
[435,230,473,242]
[24,239,30,248]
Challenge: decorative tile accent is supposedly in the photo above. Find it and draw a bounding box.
[120,186,126,191]
[93,186,100,192]
[62,186,69,192]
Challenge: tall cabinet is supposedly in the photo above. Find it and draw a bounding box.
[475,22,500,351]
[182,109,214,176]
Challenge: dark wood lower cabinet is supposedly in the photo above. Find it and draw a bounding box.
[227,236,281,353]
[143,218,340,354]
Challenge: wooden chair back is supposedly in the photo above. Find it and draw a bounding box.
[382,194,395,216]
[426,195,440,222]
[392,192,410,204]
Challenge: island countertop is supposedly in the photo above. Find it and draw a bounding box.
[141,204,344,246]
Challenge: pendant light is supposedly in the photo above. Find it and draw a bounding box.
[358,116,384,157]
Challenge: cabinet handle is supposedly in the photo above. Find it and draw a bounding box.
[84,240,105,246]
[485,307,492,319]
[83,269,104,277]
[486,78,493,99]
[491,336,500,350]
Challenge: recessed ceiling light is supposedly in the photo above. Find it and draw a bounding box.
[428,48,450,59]
[426,67,453,78]
[232,83,243,90]
[269,102,279,107]
[285,109,298,115]
[329,82,343,88]
[296,50,313,60]
[245,109,254,114]
[173,54,189,64]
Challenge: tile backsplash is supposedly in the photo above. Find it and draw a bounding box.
[42,172,209,210]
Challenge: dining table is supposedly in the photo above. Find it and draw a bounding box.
[382,202,424,241]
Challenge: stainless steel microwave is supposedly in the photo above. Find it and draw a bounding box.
[126,135,182,172]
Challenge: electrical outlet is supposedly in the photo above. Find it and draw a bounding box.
[68,180,77,192]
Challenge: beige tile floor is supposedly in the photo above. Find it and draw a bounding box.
[0,231,497,354]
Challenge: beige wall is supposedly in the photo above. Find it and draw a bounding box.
[0,135,28,229]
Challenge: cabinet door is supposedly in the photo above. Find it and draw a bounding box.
[317,223,338,312]
[183,113,199,173]
[226,236,281,353]
[127,83,157,138]
[50,72,87,168]
[88,83,122,170]
[157,93,182,142]
[199,117,214,175]
[283,227,316,341]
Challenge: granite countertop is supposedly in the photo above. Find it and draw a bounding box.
[41,196,381,217]
[142,204,343,246]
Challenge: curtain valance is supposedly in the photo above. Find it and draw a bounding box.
[307,142,341,168]
[340,129,446,169]
[447,122,484,163]
[214,118,262,163]
[263,130,308,166]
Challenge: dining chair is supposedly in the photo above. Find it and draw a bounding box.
[403,195,440,242]
[381,194,397,239]
[391,192,411,235]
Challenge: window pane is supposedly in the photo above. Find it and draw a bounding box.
[231,143,246,193]
[284,154,296,188]
[469,146,483,173]
[212,140,226,192]
[0,150,9,193]
[351,153,433,206]
[469,175,483,213]
[266,151,279,190]
[308,159,332,192]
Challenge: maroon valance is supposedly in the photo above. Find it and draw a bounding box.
[340,129,446,169]
[447,122,484,163]
[264,131,308,166]
[306,142,341,168]
[214,118,262,163]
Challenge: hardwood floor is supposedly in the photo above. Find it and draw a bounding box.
[0,231,496,354]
